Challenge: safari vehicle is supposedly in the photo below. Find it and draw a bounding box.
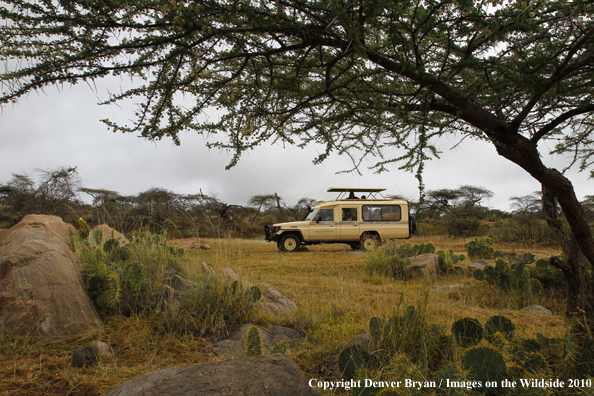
[264,188,416,252]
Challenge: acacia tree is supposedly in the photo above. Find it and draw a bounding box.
[2,0,594,315]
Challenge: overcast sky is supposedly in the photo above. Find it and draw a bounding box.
[1,79,592,211]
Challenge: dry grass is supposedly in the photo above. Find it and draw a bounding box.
[1,235,569,395]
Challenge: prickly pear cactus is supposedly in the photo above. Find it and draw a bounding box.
[245,326,262,357]
[527,278,542,293]
[103,238,120,254]
[338,344,372,379]
[270,340,289,354]
[369,316,385,344]
[118,246,132,261]
[462,347,507,389]
[485,315,515,344]
[523,353,549,375]
[247,285,262,302]
[452,318,484,348]
[464,237,495,258]
[473,268,485,281]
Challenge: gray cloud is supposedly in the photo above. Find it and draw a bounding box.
[1,84,591,211]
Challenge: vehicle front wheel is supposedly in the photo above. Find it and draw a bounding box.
[279,234,302,252]
[359,234,379,251]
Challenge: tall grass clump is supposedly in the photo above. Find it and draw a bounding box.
[490,218,557,246]
[73,228,258,336]
[364,242,412,279]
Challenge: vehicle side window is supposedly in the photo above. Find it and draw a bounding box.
[342,208,357,221]
[362,205,401,221]
[316,208,334,221]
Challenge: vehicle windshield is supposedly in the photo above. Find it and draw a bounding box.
[302,206,318,221]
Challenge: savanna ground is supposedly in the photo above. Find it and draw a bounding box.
[0,235,568,396]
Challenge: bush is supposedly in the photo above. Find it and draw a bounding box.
[74,230,257,335]
[465,237,495,258]
[489,218,557,245]
[364,244,411,279]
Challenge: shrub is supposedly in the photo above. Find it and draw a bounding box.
[489,218,557,245]
[74,230,257,335]
[465,237,495,258]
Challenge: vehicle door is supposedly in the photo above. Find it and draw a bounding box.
[309,207,338,240]
[339,206,360,241]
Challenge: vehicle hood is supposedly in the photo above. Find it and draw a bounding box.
[272,221,309,228]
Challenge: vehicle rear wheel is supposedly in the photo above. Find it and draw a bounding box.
[359,233,379,251]
[279,234,302,252]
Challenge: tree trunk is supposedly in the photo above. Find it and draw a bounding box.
[542,186,594,316]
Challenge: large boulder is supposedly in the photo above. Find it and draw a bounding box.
[0,215,101,337]
[221,268,297,315]
[106,354,322,396]
[90,224,129,245]
[404,254,440,278]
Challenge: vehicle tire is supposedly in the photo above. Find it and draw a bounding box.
[359,233,379,252]
[279,234,302,252]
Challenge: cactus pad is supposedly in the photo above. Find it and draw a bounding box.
[452,318,484,348]
[462,347,507,389]
[485,315,515,343]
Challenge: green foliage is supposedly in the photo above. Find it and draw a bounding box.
[364,245,411,279]
[366,241,460,278]
[451,318,483,348]
[523,353,548,375]
[462,347,507,390]
[75,230,257,335]
[437,249,465,273]
[484,315,515,344]
[531,258,566,287]
[245,326,262,357]
[471,252,568,307]
[464,237,495,258]
[247,286,262,303]
[490,218,558,246]
[270,340,290,355]
[338,344,373,379]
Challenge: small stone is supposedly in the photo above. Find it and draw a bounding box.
[72,341,111,367]
[520,305,552,316]
[433,283,465,293]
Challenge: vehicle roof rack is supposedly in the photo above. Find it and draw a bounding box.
[327,187,387,200]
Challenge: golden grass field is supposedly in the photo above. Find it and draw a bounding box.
[0,235,569,396]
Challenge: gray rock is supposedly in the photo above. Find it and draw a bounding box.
[405,254,440,278]
[211,324,302,359]
[222,268,242,283]
[433,283,466,293]
[72,341,111,367]
[257,283,297,315]
[469,260,489,270]
[324,333,374,376]
[90,224,129,245]
[170,275,197,293]
[220,269,297,316]
[106,353,322,396]
[0,215,101,338]
[346,333,374,351]
[199,262,215,275]
[520,305,552,316]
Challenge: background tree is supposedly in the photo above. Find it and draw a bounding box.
[2,0,594,315]
[510,192,543,218]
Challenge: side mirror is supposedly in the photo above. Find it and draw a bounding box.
[316,216,321,223]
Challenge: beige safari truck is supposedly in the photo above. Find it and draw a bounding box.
[264,188,416,252]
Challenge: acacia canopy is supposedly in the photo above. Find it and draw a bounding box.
[2,0,594,312]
